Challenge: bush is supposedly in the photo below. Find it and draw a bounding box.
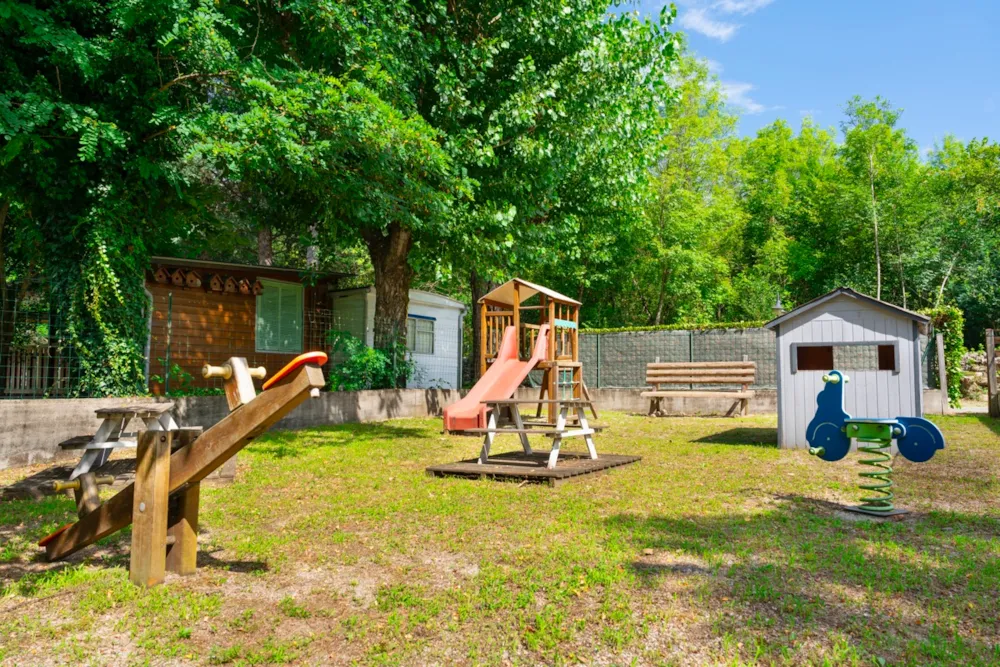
[922,306,966,408]
[326,330,415,391]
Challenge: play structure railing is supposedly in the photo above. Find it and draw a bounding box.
[483,310,514,363]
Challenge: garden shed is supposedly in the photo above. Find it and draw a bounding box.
[764,287,930,449]
[329,287,466,389]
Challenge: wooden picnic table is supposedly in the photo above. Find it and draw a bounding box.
[477,398,601,469]
[60,403,177,480]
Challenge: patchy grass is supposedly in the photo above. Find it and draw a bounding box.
[2,412,1000,665]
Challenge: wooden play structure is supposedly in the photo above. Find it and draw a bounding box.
[444,278,593,433]
[38,352,327,587]
[642,361,757,416]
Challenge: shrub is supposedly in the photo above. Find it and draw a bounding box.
[326,330,415,391]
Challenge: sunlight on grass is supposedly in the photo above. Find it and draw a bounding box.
[2,413,1000,664]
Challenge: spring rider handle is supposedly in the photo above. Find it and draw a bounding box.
[806,371,852,461]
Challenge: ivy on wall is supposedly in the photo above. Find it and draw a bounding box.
[922,306,966,408]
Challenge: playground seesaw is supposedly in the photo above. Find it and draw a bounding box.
[38,351,327,587]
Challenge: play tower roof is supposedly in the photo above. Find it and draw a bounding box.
[479,278,581,307]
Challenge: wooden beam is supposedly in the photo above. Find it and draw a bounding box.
[165,483,199,576]
[130,430,172,587]
[936,333,948,415]
[44,364,324,562]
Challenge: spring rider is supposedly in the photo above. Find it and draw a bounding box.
[806,370,945,516]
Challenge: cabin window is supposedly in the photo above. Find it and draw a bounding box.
[793,343,898,372]
[255,279,303,353]
[406,316,434,355]
[796,345,834,371]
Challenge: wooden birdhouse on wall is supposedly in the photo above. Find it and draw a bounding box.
[153,267,170,284]
[170,269,186,287]
[223,276,238,294]
[252,279,264,296]
[185,271,202,289]
[208,274,224,292]
[238,278,251,295]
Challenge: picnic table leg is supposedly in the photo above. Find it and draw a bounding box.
[576,405,598,460]
[478,411,497,464]
[511,406,533,455]
[69,417,123,480]
[546,404,568,469]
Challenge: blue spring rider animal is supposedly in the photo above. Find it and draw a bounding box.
[806,370,945,514]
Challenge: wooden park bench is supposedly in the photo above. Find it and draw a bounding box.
[641,361,757,417]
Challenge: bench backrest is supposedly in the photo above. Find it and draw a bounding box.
[645,361,756,388]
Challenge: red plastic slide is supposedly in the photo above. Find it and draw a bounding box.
[443,324,549,432]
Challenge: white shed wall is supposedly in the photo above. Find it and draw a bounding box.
[329,287,465,390]
[776,295,922,449]
[406,291,464,390]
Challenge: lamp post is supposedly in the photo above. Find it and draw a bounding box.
[772,295,785,318]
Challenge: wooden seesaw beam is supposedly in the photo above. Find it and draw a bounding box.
[42,362,324,564]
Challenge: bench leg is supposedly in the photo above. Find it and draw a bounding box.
[478,411,497,464]
[511,407,533,455]
[741,398,749,416]
[547,405,569,469]
[577,406,598,460]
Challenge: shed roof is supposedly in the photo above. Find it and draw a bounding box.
[764,287,929,331]
[151,256,351,281]
[479,278,581,306]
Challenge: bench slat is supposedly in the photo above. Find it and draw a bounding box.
[641,391,755,399]
[646,361,755,369]
[646,376,755,385]
[647,368,755,377]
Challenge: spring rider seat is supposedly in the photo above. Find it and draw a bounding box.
[806,370,944,516]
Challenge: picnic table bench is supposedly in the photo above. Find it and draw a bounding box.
[59,403,178,480]
[641,361,757,416]
[472,398,603,469]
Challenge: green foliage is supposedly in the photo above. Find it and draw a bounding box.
[922,306,966,408]
[581,321,766,335]
[326,331,415,392]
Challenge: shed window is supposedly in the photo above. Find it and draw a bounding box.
[256,279,303,353]
[796,345,833,371]
[406,316,434,355]
[877,344,896,371]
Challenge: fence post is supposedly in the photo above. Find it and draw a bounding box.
[987,329,999,418]
[595,333,601,389]
[936,333,948,415]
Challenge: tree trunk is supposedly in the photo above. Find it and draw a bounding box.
[470,269,486,383]
[363,222,414,352]
[653,264,670,326]
[257,226,273,266]
[868,151,882,300]
[306,224,318,268]
[0,200,10,396]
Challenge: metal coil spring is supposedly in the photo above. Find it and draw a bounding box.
[857,437,894,512]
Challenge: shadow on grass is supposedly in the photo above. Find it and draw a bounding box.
[693,427,777,447]
[606,498,1000,662]
[247,422,427,459]
[972,414,1000,438]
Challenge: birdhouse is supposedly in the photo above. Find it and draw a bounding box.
[208,274,224,292]
[170,269,186,287]
[238,278,251,295]
[252,279,264,296]
[153,267,170,284]
[223,277,238,294]
[185,271,202,289]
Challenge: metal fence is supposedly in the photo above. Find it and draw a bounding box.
[1,288,83,399]
[578,328,777,389]
[575,327,936,391]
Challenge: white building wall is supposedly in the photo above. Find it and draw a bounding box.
[329,287,465,390]
[777,294,921,449]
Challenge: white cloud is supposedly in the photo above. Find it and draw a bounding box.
[678,0,774,41]
[704,58,724,73]
[720,81,765,114]
[712,0,775,14]
[680,8,738,41]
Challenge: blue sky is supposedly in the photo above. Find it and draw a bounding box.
[632,0,1000,153]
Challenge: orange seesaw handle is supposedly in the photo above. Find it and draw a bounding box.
[261,351,328,391]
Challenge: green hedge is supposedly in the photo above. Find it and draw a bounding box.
[580,321,767,335]
[921,306,966,408]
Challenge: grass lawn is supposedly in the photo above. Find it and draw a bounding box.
[2,412,1000,666]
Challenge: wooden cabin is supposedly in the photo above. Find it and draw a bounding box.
[146,257,348,393]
